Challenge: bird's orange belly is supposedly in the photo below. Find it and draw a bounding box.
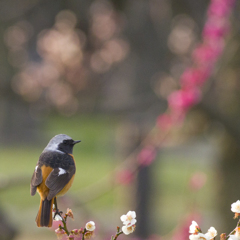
[36,165,75,199]
[57,174,75,196]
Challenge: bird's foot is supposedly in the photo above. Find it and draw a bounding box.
[53,208,63,220]
[53,197,63,220]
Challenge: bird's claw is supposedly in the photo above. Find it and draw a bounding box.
[54,209,63,220]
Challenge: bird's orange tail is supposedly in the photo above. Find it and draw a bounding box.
[36,198,54,227]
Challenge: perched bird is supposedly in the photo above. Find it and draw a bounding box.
[30,134,80,227]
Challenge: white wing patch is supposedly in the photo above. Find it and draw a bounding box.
[58,168,67,176]
[35,166,38,172]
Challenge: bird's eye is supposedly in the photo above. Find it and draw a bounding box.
[63,140,67,144]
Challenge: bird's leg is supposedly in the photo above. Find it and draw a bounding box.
[53,197,63,219]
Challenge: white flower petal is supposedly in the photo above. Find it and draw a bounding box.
[231,200,240,213]
[189,234,200,240]
[205,226,217,238]
[189,233,210,240]
[129,218,137,226]
[189,221,199,234]
[120,215,127,222]
[122,225,135,235]
[121,210,137,226]
[128,211,136,219]
[229,235,240,240]
[85,221,96,231]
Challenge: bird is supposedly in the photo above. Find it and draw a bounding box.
[30,134,80,227]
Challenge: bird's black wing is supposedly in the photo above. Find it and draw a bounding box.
[30,166,43,196]
[45,165,75,200]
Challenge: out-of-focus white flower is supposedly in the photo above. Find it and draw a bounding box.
[189,221,199,234]
[71,229,81,237]
[120,211,137,226]
[229,235,240,240]
[67,234,74,240]
[205,226,217,239]
[189,233,210,240]
[122,225,136,235]
[229,227,240,240]
[84,231,94,239]
[231,200,240,213]
[85,221,96,231]
[66,208,74,219]
[55,227,65,240]
[236,227,240,237]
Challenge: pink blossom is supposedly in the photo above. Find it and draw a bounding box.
[66,208,74,219]
[71,229,81,237]
[189,172,207,191]
[168,88,201,113]
[208,0,235,18]
[67,234,74,240]
[202,18,229,39]
[180,67,210,88]
[116,169,134,185]
[55,228,66,240]
[52,220,63,229]
[137,146,157,166]
[192,43,222,66]
[156,113,172,130]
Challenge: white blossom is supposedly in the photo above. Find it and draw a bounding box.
[236,227,240,237]
[55,227,65,239]
[189,233,210,240]
[231,200,240,213]
[229,227,240,240]
[122,225,135,235]
[229,235,240,240]
[120,211,137,226]
[189,221,199,234]
[205,227,217,239]
[85,221,96,231]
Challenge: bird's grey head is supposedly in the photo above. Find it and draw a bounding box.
[43,134,81,154]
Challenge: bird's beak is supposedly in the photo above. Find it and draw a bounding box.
[73,140,81,145]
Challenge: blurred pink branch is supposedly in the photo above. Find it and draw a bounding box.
[68,0,237,205]
[135,0,236,168]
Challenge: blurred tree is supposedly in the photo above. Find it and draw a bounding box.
[0,0,60,144]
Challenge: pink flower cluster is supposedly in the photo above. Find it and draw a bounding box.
[137,146,157,167]
[159,0,236,127]
[117,0,236,184]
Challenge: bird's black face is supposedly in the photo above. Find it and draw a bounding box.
[58,139,81,154]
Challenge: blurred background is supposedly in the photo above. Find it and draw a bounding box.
[0,0,239,239]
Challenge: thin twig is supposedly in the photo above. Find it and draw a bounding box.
[226,218,240,239]
[111,227,123,240]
